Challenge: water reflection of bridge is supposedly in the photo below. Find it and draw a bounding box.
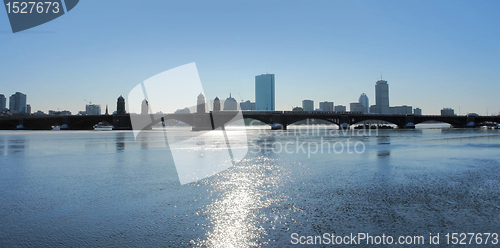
[0,111,499,130]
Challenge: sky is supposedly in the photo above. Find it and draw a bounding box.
[1,0,499,115]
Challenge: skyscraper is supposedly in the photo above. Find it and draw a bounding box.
[141,99,149,115]
[116,95,126,114]
[223,93,238,110]
[9,92,27,114]
[0,94,6,111]
[213,97,221,111]
[302,100,314,111]
[370,80,390,114]
[197,93,206,113]
[358,93,369,114]
[255,74,275,111]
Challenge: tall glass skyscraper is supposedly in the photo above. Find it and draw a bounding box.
[0,94,6,111]
[9,92,27,114]
[358,93,369,114]
[255,74,275,111]
[375,80,389,114]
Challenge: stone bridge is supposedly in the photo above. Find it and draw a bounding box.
[1,111,499,130]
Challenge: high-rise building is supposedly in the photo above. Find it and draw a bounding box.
[350,102,365,113]
[0,94,6,111]
[141,99,149,115]
[370,80,389,114]
[319,101,334,112]
[9,92,27,114]
[197,93,206,113]
[414,108,422,115]
[255,74,275,111]
[334,105,346,112]
[116,95,126,114]
[213,97,221,111]
[302,100,314,111]
[240,100,255,111]
[86,103,101,115]
[358,93,369,114]
[26,104,31,115]
[223,94,238,110]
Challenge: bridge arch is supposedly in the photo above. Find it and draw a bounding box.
[351,119,399,127]
[243,118,271,127]
[412,117,466,128]
[287,118,339,126]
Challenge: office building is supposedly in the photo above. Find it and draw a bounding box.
[302,100,314,111]
[141,99,149,115]
[359,93,369,113]
[441,108,455,116]
[86,103,101,115]
[213,97,221,111]
[350,102,366,113]
[223,94,238,110]
[26,104,31,115]
[0,94,6,111]
[240,100,255,111]
[389,105,412,115]
[255,74,275,111]
[414,108,422,115]
[197,93,206,113]
[334,105,346,112]
[370,80,390,114]
[116,95,126,114]
[319,101,334,112]
[9,92,27,114]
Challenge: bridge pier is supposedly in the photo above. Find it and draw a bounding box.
[192,113,212,131]
[61,117,70,130]
[113,114,133,130]
[339,115,350,129]
[466,116,476,128]
[16,119,25,130]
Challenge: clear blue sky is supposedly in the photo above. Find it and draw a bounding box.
[1,0,499,115]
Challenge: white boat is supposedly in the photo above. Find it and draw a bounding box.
[481,124,500,130]
[93,122,114,131]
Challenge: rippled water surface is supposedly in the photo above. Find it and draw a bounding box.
[1,126,500,247]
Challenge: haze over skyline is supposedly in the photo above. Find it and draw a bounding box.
[1,0,499,115]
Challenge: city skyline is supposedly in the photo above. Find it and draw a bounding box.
[1,1,499,115]
[0,75,496,116]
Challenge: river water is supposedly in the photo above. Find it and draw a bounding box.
[1,125,500,247]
